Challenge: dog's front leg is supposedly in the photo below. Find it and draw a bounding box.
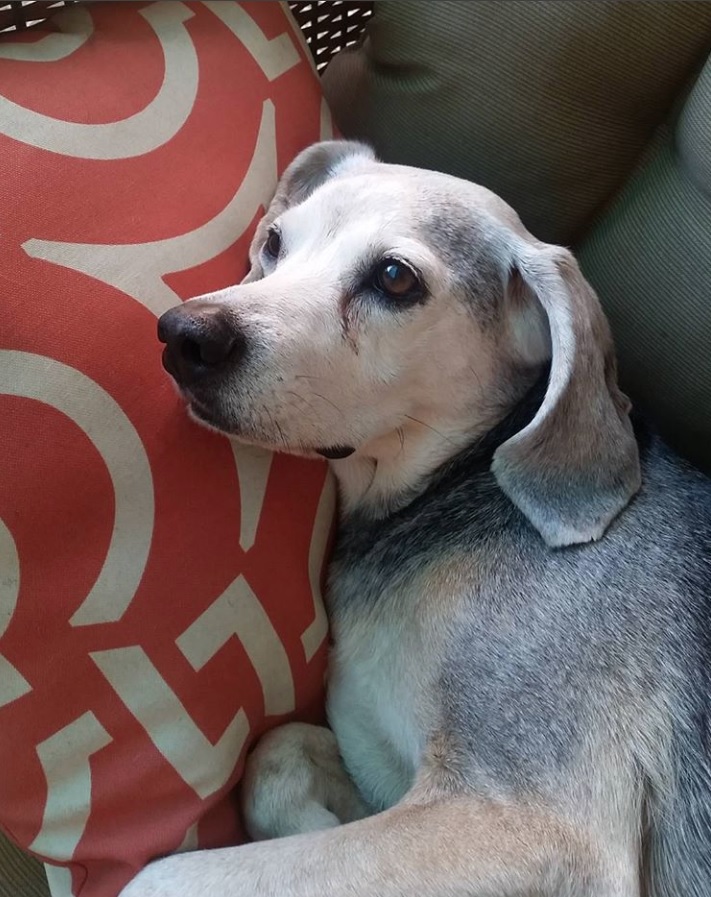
[120,793,608,897]
[241,722,370,839]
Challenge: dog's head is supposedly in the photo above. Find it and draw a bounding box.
[159,141,640,546]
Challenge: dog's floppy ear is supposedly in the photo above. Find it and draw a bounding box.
[243,140,376,283]
[492,239,641,547]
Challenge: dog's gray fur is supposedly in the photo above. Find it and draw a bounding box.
[335,383,711,894]
[123,142,711,897]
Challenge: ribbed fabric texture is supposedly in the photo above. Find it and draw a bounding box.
[323,0,711,245]
[579,69,711,469]
[0,833,49,897]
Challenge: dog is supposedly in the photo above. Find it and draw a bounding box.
[121,141,711,896]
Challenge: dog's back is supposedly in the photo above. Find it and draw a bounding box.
[634,441,711,896]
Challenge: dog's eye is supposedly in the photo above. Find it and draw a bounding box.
[372,259,421,300]
[265,229,282,259]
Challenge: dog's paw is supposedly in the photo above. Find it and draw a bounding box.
[241,722,368,840]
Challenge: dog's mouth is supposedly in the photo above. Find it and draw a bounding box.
[315,445,355,459]
[183,393,356,461]
[163,337,357,460]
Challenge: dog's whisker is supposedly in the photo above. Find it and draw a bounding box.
[396,426,406,457]
[285,389,319,417]
[263,405,289,450]
[275,420,288,449]
[287,387,345,419]
[403,414,456,446]
[468,362,484,391]
[312,392,345,417]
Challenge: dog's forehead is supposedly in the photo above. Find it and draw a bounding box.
[286,163,529,259]
[307,164,483,219]
[289,167,422,236]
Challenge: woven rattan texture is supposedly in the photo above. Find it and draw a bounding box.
[0,1,70,31]
[289,1,372,70]
[0,1,374,69]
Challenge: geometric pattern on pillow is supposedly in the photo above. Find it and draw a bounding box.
[0,4,334,895]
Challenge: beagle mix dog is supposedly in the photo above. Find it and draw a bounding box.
[122,142,711,897]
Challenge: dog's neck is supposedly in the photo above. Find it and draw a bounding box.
[330,414,496,520]
[330,368,549,521]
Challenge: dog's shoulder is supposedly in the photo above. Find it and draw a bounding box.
[615,423,711,590]
[330,403,711,620]
[329,399,711,805]
[329,443,518,616]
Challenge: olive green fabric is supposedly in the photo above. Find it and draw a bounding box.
[579,59,711,470]
[323,0,711,245]
[0,832,48,897]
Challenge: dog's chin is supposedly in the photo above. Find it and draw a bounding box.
[185,399,263,446]
[186,400,236,436]
[185,399,356,461]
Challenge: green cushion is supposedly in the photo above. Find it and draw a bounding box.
[323,0,711,245]
[579,58,711,470]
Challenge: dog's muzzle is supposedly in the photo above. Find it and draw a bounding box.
[158,301,243,388]
[158,301,357,459]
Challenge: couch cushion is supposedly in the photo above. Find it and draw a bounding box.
[323,0,711,245]
[0,4,333,895]
[579,56,711,469]
[0,831,48,897]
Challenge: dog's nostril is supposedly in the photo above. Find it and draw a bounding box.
[180,337,205,366]
[177,331,238,368]
[198,335,237,366]
[158,303,242,382]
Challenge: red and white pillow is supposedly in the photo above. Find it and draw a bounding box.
[0,3,333,895]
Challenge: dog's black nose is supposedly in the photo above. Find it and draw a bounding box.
[158,301,242,384]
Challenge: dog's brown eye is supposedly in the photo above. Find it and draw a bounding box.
[265,229,281,259]
[373,259,421,299]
